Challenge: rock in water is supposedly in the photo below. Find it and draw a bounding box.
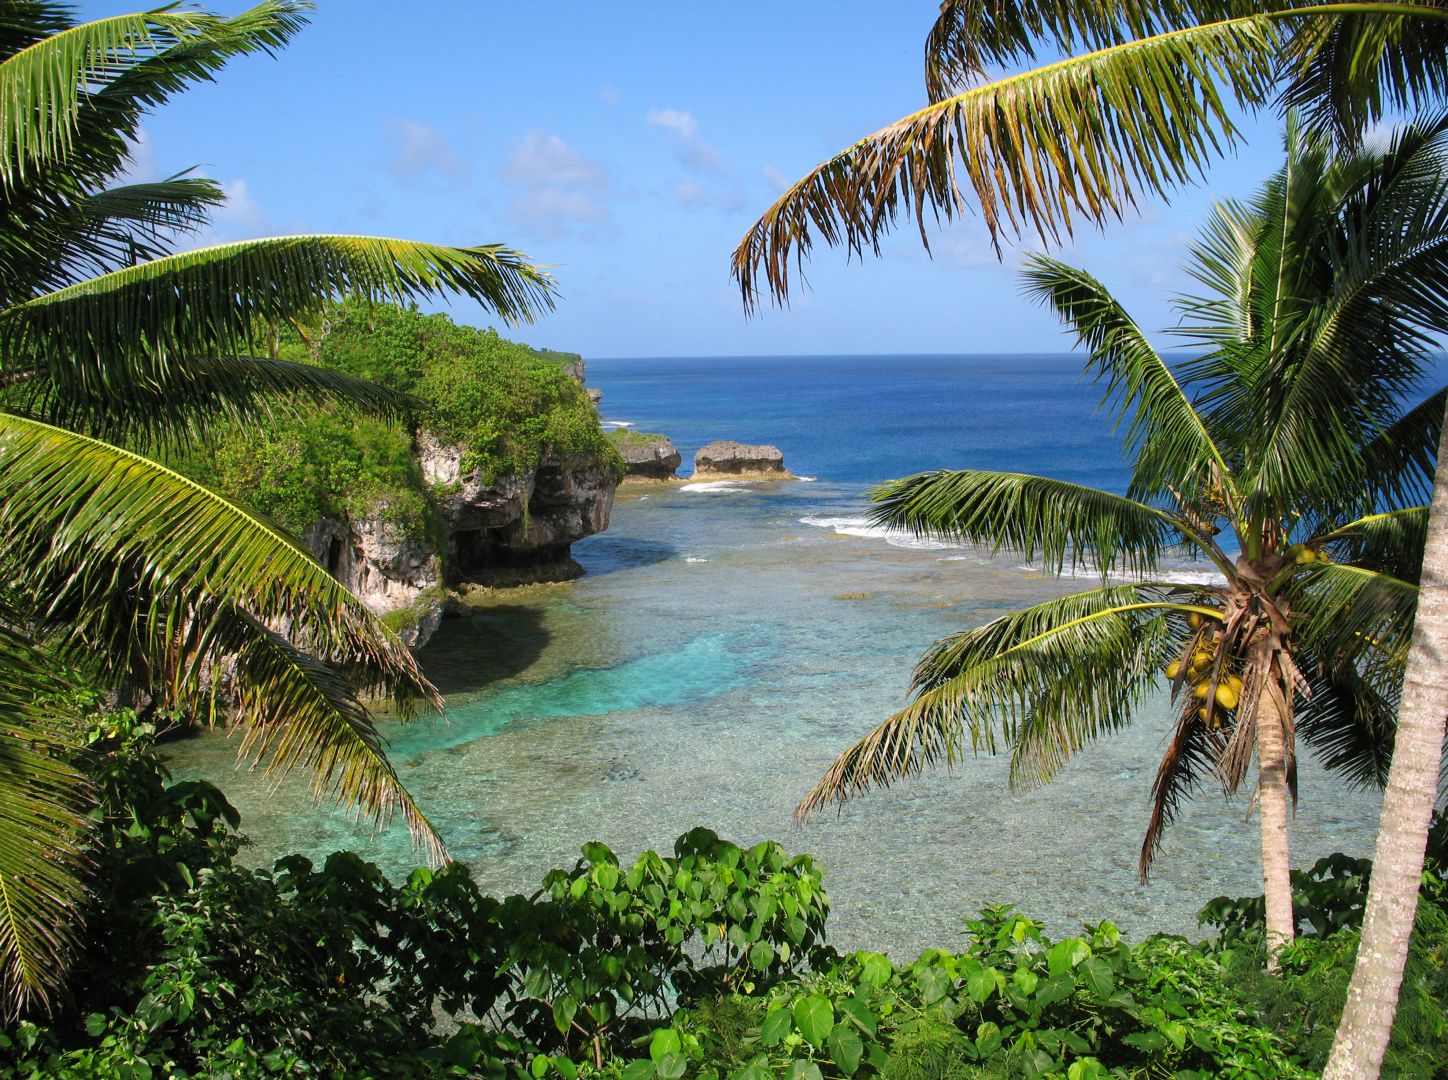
[693,440,788,478]
[611,431,682,481]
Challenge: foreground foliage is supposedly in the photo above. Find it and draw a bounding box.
[6,727,1445,1079]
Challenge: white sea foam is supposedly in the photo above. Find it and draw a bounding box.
[798,515,963,551]
[685,557,708,564]
[681,481,750,493]
[1015,561,1222,586]
[796,476,817,482]
[601,420,634,429]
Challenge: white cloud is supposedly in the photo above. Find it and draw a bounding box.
[383,119,467,178]
[497,129,612,238]
[761,164,790,194]
[646,107,698,140]
[598,84,620,107]
[500,129,605,187]
[646,105,740,210]
[212,178,271,232]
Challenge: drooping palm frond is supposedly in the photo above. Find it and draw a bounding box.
[797,585,1195,816]
[0,626,91,1018]
[923,0,1219,100]
[733,14,1285,310]
[1287,560,1419,669]
[1314,506,1429,582]
[11,353,414,450]
[1294,644,1400,789]
[737,3,1448,311]
[1141,698,1225,879]
[869,468,1208,576]
[0,2,310,186]
[0,235,555,414]
[923,1,1448,142]
[1020,252,1232,503]
[1358,387,1446,509]
[0,4,74,64]
[1283,1,1448,141]
[0,412,444,851]
[220,607,441,860]
[0,176,225,298]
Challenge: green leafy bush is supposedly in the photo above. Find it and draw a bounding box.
[168,302,620,539]
[7,723,1443,1078]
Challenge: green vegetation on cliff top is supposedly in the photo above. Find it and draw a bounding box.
[168,302,620,536]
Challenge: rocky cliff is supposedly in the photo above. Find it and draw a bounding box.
[420,434,616,583]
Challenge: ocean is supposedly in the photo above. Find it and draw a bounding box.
[166,354,1388,955]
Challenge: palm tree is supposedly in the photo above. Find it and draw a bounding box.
[735,5,1448,1068]
[795,116,1448,970]
[0,2,555,1014]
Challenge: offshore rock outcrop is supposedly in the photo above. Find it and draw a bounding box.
[612,432,682,481]
[693,440,789,478]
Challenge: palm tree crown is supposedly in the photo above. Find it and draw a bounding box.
[798,116,1448,962]
[732,0,1448,312]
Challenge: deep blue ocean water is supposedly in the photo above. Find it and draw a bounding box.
[167,354,1404,955]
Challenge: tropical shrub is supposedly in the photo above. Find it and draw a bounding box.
[171,302,622,539]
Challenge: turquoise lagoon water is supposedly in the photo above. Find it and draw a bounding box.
[165,355,1393,957]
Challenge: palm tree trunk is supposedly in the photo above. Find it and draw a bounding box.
[1256,662,1297,972]
[1323,407,1448,1078]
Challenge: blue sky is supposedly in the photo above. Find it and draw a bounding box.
[83,1,1293,358]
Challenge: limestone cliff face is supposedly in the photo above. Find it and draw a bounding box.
[420,433,616,584]
[301,433,617,650]
[300,515,443,649]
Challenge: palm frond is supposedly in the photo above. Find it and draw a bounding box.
[1141,700,1223,879]
[12,353,413,449]
[0,234,555,405]
[1314,506,1428,582]
[869,468,1197,576]
[734,13,1285,310]
[923,0,1219,100]
[0,4,75,64]
[1283,2,1448,141]
[1294,644,1400,790]
[0,175,225,304]
[222,609,442,860]
[1359,387,1446,511]
[1287,560,1419,669]
[1021,252,1232,503]
[797,585,1190,816]
[0,2,310,186]
[0,411,444,850]
[0,627,91,1019]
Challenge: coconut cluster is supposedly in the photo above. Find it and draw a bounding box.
[1166,611,1243,729]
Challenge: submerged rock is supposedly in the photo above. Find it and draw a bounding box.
[693,440,788,478]
[611,431,682,481]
